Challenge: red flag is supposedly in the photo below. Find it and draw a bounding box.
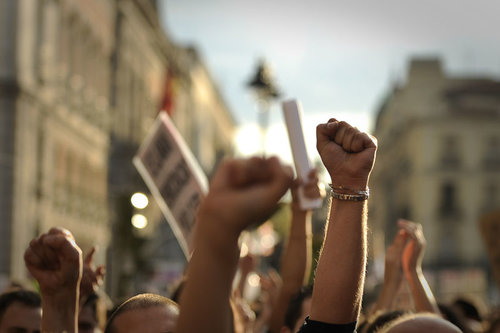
[161,69,175,115]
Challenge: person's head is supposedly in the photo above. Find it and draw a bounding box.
[281,286,313,333]
[452,296,484,332]
[104,293,178,333]
[0,289,42,333]
[360,310,407,333]
[438,302,474,333]
[379,313,462,333]
[452,297,482,322]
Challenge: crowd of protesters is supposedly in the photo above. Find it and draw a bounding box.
[1,119,500,333]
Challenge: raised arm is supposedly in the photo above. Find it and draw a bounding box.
[79,246,105,307]
[176,156,293,333]
[24,227,83,333]
[371,229,408,314]
[399,219,440,314]
[308,119,377,326]
[269,170,323,333]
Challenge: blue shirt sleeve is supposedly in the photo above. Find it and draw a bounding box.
[296,317,357,333]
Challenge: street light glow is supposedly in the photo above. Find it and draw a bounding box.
[247,272,260,287]
[131,214,148,229]
[131,192,149,209]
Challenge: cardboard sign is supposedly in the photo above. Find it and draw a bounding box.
[478,210,500,290]
[133,112,208,257]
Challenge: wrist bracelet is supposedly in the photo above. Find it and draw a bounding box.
[329,184,369,201]
[330,191,369,201]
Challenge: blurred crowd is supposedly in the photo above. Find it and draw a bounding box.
[1,119,500,333]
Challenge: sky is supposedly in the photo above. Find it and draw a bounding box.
[159,0,500,165]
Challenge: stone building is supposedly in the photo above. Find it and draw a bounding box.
[370,58,500,298]
[0,0,113,287]
[168,46,235,176]
[107,1,235,299]
[0,0,235,297]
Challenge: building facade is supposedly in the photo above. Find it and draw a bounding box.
[0,0,113,286]
[370,58,500,299]
[0,0,235,298]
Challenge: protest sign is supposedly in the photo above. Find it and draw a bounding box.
[282,99,322,210]
[133,112,208,257]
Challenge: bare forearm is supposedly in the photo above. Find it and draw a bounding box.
[371,279,400,314]
[269,210,312,333]
[41,291,79,333]
[310,199,367,324]
[177,227,240,333]
[405,269,440,314]
[282,209,312,287]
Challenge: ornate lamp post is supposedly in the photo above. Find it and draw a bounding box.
[246,59,281,154]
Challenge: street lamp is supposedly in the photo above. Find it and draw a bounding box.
[130,192,149,229]
[246,59,281,154]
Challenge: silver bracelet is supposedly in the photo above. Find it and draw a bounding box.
[329,184,369,201]
[330,191,369,201]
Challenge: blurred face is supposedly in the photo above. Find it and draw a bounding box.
[111,305,178,333]
[0,301,41,333]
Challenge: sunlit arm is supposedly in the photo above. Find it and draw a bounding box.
[405,268,440,314]
[310,198,367,324]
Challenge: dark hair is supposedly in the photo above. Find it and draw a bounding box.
[362,310,407,333]
[439,302,474,333]
[104,293,178,333]
[0,289,41,323]
[283,285,313,330]
[453,297,482,321]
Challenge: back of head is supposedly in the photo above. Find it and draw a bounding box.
[105,293,178,333]
[361,310,407,333]
[439,302,474,333]
[0,289,41,324]
[379,313,462,333]
[453,297,483,322]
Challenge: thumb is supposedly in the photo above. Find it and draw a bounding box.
[84,246,97,265]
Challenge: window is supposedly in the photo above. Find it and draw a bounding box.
[439,182,460,218]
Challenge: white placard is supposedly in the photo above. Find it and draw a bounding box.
[133,112,208,257]
[282,99,322,210]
